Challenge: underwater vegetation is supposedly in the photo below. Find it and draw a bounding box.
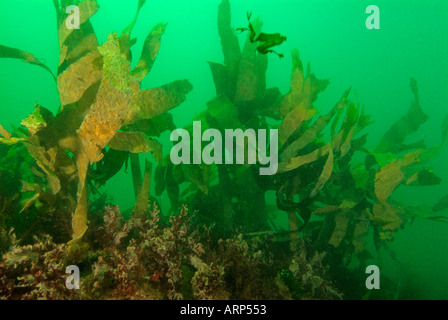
[0,0,448,300]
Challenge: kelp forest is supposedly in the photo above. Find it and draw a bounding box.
[0,0,447,300]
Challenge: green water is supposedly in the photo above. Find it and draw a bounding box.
[0,0,447,299]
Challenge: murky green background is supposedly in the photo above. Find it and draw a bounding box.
[0,0,447,298]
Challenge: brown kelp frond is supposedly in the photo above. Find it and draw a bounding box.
[0,45,56,82]
[131,22,168,81]
[374,150,421,203]
[211,0,279,110]
[1,0,447,300]
[77,33,192,165]
[1,2,193,245]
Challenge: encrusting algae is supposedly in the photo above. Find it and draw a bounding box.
[0,0,447,300]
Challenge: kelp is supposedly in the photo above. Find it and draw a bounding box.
[234,17,268,103]
[352,211,370,254]
[310,149,334,198]
[57,0,99,52]
[0,0,193,245]
[375,78,428,154]
[0,125,12,139]
[90,148,129,187]
[277,50,327,146]
[131,22,168,81]
[0,45,56,81]
[370,202,403,240]
[211,0,280,111]
[77,34,141,164]
[374,150,421,203]
[215,0,242,99]
[108,132,162,160]
[57,49,103,106]
[77,33,192,164]
[405,168,441,186]
[280,89,350,163]
[1,0,447,301]
[167,0,378,240]
[127,112,176,138]
[132,80,193,121]
[237,12,287,58]
[134,159,153,213]
[328,212,349,248]
[121,0,147,36]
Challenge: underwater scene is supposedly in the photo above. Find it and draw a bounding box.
[0,0,447,301]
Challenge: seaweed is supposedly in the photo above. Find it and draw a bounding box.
[0,0,447,300]
[375,78,428,154]
[0,0,193,245]
[0,45,56,82]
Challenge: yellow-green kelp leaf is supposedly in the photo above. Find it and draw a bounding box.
[131,80,193,121]
[134,159,153,213]
[78,33,192,164]
[131,22,168,82]
[0,137,26,145]
[69,149,90,245]
[352,211,370,253]
[57,49,103,106]
[20,105,54,136]
[278,142,331,173]
[279,49,329,117]
[208,62,231,97]
[374,150,421,203]
[370,202,403,240]
[20,193,41,214]
[108,131,162,161]
[77,34,139,164]
[278,101,315,146]
[0,44,56,81]
[58,0,99,50]
[310,148,334,198]
[433,193,448,212]
[328,212,349,248]
[0,124,12,139]
[56,0,100,88]
[281,89,350,161]
[19,180,42,213]
[69,181,88,245]
[22,140,61,195]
